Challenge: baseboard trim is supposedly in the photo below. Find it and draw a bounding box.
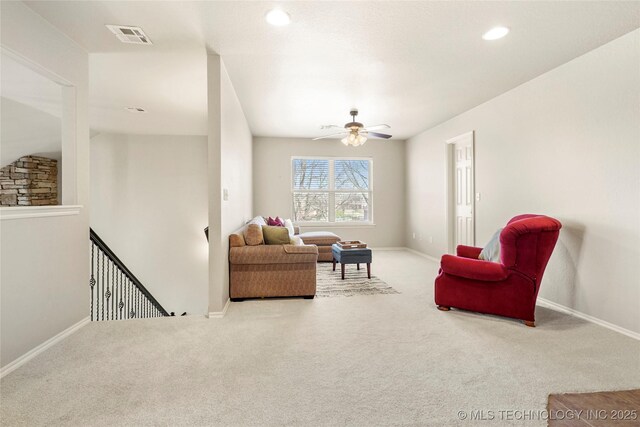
[1,316,90,378]
[405,248,440,263]
[370,247,407,251]
[537,298,639,341]
[208,298,230,319]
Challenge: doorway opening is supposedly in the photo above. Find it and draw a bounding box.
[446,131,475,254]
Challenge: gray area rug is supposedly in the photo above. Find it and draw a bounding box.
[315,262,399,297]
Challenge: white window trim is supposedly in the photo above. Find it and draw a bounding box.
[291,156,374,226]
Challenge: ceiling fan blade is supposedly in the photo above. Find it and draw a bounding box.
[320,124,344,130]
[363,124,390,131]
[312,131,348,140]
[367,131,392,139]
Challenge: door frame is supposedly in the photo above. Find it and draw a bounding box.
[445,131,476,254]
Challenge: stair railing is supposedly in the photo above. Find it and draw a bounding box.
[89,228,169,320]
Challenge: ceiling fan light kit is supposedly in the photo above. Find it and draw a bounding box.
[314,109,392,147]
[342,132,367,147]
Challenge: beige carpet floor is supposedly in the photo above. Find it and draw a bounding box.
[1,250,639,426]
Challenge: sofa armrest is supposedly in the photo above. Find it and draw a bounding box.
[456,245,482,259]
[283,244,317,255]
[440,254,509,281]
[230,244,318,265]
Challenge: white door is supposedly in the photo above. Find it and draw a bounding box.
[452,134,474,246]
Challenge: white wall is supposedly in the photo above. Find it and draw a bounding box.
[406,30,640,334]
[1,2,89,368]
[253,137,406,248]
[0,97,61,167]
[207,55,253,314]
[90,133,209,315]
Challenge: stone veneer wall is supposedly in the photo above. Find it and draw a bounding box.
[0,156,58,206]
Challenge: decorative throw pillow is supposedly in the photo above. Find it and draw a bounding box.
[290,235,304,246]
[478,228,503,263]
[267,216,284,227]
[229,234,245,248]
[262,225,291,245]
[243,224,264,246]
[247,216,267,227]
[284,219,295,236]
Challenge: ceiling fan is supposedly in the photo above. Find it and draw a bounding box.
[313,109,392,146]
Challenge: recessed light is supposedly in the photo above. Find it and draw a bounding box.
[482,26,510,41]
[265,9,291,26]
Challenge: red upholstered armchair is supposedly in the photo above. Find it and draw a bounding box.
[434,214,562,327]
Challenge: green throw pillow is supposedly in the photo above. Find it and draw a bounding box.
[262,225,290,245]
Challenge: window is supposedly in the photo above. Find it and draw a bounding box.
[292,157,373,224]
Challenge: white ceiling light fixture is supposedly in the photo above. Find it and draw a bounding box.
[265,9,291,26]
[341,132,367,147]
[482,26,510,41]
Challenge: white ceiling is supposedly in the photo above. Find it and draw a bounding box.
[24,1,640,139]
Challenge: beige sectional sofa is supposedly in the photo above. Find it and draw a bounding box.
[228,217,318,300]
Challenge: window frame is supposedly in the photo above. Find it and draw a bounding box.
[291,156,374,226]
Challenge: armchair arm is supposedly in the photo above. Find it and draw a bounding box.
[440,254,509,281]
[456,245,482,259]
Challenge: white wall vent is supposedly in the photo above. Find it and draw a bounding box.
[106,25,152,45]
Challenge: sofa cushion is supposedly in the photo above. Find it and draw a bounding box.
[263,225,291,245]
[290,235,304,246]
[299,231,341,246]
[248,216,267,227]
[229,244,318,265]
[267,216,284,227]
[479,228,502,263]
[244,224,264,246]
[284,219,295,236]
[229,233,245,248]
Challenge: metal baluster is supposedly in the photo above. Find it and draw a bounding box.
[113,265,117,320]
[101,251,105,321]
[115,270,118,320]
[111,261,115,320]
[90,243,95,321]
[131,279,136,318]
[114,268,118,321]
[118,271,123,320]
[106,258,111,320]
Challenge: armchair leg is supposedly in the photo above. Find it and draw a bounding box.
[437,306,451,311]
[524,320,535,327]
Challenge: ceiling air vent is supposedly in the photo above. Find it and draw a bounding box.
[106,25,152,45]
[126,107,147,113]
